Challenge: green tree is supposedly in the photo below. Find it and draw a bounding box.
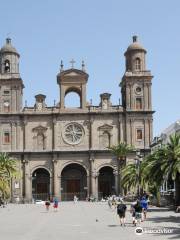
[121,162,147,193]
[0,153,18,201]
[109,142,134,194]
[143,133,180,205]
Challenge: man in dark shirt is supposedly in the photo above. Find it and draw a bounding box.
[134,200,143,226]
[117,200,127,226]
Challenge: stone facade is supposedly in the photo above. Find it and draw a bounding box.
[0,36,154,201]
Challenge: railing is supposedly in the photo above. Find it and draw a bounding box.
[32,193,51,201]
[61,192,87,201]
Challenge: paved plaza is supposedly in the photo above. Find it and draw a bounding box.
[0,202,180,240]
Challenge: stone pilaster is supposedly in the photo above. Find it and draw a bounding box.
[91,170,99,199]
[11,122,16,151]
[52,158,60,198]
[113,169,119,195]
[82,84,86,109]
[23,159,31,202]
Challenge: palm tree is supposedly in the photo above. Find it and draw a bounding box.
[109,142,134,194]
[121,162,147,193]
[142,151,165,206]
[0,153,18,201]
[143,133,180,205]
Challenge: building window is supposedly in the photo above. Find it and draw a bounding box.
[136,129,143,141]
[135,58,141,71]
[4,132,10,143]
[4,90,10,95]
[136,98,142,110]
[4,101,10,112]
[4,60,10,73]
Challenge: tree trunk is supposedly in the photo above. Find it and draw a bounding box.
[156,186,161,207]
[175,173,180,205]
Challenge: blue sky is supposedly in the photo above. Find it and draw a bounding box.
[0,0,180,136]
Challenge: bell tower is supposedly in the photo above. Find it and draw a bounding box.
[121,36,154,150]
[0,38,24,113]
[121,36,152,111]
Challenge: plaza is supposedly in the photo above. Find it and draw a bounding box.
[0,202,179,240]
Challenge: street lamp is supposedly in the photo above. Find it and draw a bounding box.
[135,149,143,198]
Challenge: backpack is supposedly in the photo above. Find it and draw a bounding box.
[117,204,125,213]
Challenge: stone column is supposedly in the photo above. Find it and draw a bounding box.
[126,84,131,109]
[24,159,31,202]
[91,170,99,199]
[144,119,149,148]
[52,117,57,150]
[148,83,152,110]
[53,159,60,198]
[16,122,20,150]
[130,84,133,109]
[88,153,94,196]
[113,169,119,195]
[11,122,16,151]
[60,86,65,109]
[82,84,86,109]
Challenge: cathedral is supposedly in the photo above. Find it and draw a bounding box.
[0,36,154,202]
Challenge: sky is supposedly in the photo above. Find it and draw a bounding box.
[0,0,180,136]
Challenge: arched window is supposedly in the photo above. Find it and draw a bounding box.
[136,98,142,110]
[4,60,10,73]
[4,100,10,112]
[135,58,141,71]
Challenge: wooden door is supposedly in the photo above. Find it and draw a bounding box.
[67,179,80,193]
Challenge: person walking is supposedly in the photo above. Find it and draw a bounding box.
[74,195,78,203]
[134,200,143,226]
[45,199,51,212]
[140,197,148,221]
[53,197,59,212]
[130,200,137,225]
[117,200,127,226]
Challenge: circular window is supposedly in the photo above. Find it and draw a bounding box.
[64,123,84,145]
[136,87,142,93]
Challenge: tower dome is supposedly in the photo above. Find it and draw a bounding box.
[126,36,146,53]
[0,38,20,74]
[0,38,19,56]
[124,36,147,72]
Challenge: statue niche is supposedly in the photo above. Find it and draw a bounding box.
[32,126,47,150]
[98,124,113,149]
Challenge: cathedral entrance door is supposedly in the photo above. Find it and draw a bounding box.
[67,179,80,193]
[98,166,115,198]
[61,164,87,201]
[32,168,50,201]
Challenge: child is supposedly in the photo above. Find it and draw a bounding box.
[45,199,50,211]
[53,197,59,211]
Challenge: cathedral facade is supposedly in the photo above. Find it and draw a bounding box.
[0,36,154,202]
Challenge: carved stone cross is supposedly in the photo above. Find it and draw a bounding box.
[70,59,75,68]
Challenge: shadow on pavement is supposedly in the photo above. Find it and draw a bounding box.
[148,215,180,223]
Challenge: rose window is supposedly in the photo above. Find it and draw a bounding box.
[64,123,83,144]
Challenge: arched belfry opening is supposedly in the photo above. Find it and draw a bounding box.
[32,168,50,200]
[61,163,87,201]
[64,87,81,108]
[57,62,89,109]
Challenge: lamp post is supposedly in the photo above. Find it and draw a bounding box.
[135,149,143,198]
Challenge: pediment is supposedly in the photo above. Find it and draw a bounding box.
[98,124,113,131]
[60,69,88,77]
[32,125,47,132]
